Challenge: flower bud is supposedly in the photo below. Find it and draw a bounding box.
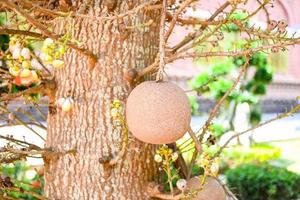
[8,113,15,121]
[20,76,33,86]
[22,60,31,69]
[176,179,187,191]
[171,152,178,162]
[57,97,66,108]
[110,108,119,118]
[12,47,21,60]
[31,59,43,70]
[62,97,74,112]
[20,69,31,78]
[9,66,20,77]
[21,48,31,60]
[154,154,163,163]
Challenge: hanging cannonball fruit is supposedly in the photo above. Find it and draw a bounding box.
[126,81,191,144]
[186,177,226,200]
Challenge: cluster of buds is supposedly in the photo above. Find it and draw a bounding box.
[110,99,125,126]
[154,145,179,194]
[197,153,220,177]
[154,145,178,164]
[6,37,40,87]
[56,97,74,112]
[40,38,66,69]
[267,19,288,34]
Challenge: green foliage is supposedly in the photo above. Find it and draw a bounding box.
[189,37,273,131]
[0,13,9,51]
[189,61,235,100]
[0,34,9,51]
[236,91,258,104]
[210,123,228,138]
[1,162,44,200]
[226,164,300,200]
[224,11,249,32]
[209,78,233,99]
[162,165,180,192]
[222,144,281,168]
[0,12,7,25]
[188,95,200,115]
[250,108,262,125]
[191,164,205,177]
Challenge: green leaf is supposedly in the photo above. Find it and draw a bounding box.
[210,123,227,138]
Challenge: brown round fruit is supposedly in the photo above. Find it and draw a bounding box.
[126,81,191,144]
[186,177,226,200]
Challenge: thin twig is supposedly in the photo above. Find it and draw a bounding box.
[0,28,44,39]
[171,1,231,52]
[186,58,249,178]
[0,135,41,149]
[165,0,195,42]
[213,104,300,159]
[187,127,202,153]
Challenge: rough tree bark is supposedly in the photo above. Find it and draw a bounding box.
[45,1,160,199]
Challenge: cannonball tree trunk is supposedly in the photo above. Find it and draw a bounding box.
[45,1,160,199]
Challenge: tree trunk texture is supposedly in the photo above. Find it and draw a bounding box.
[45,1,160,199]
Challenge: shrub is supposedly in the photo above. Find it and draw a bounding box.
[226,164,300,200]
[222,144,281,168]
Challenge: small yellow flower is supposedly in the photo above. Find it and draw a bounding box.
[113,100,122,108]
[22,60,31,69]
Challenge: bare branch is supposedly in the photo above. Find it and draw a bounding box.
[0,28,44,39]
[187,127,202,153]
[185,58,249,178]
[0,134,41,149]
[171,1,231,52]
[165,0,195,42]
[213,104,300,159]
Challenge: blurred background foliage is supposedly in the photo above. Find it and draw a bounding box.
[226,164,300,200]
[0,162,44,199]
